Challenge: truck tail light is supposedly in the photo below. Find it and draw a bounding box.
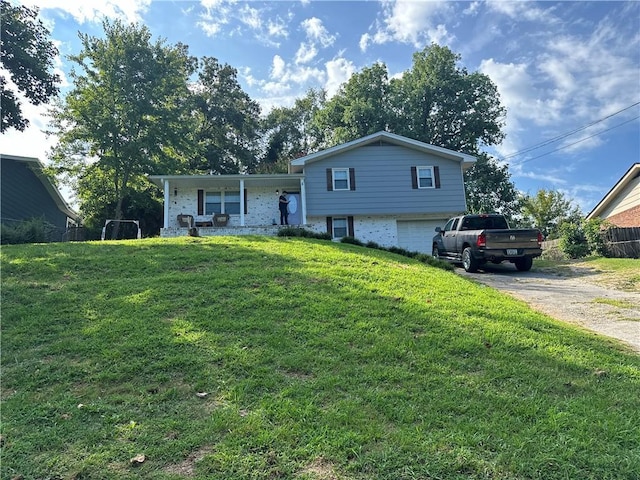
[476,232,486,247]
[537,232,544,246]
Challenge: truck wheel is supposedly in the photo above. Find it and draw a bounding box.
[515,257,533,272]
[462,247,479,273]
[432,245,440,259]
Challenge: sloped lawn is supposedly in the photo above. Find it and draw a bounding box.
[1,236,639,479]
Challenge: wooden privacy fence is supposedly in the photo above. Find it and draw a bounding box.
[601,227,640,258]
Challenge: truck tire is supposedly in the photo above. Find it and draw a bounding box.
[462,247,479,273]
[515,256,533,272]
[432,245,440,259]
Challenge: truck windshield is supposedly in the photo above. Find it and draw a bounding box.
[460,216,509,230]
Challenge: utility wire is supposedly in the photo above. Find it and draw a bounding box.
[511,114,640,165]
[499,101,640,161]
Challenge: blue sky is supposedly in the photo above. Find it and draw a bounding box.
[4,0,639,214]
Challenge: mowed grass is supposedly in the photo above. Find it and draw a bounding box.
[535,256,640,292]
[1,236,639,480]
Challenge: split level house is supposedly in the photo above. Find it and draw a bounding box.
[148,131,476,254]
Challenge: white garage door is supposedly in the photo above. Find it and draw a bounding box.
[397,220,445,254]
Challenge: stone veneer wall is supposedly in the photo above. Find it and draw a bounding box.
[305,215,398,248]
[169,187,283,229]
[161,225,283,238]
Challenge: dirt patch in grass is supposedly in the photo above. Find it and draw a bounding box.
[164,446,213,476]
[298,457,342,479]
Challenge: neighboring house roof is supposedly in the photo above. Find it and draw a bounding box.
[289,131,477,173]
[586,163,640,220]
[0,154,80,226]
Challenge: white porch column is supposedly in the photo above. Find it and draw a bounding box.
[163,179,170,229]
[239,179,246,226]
[300,178,307,225]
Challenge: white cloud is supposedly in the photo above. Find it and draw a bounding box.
[22,0,151,24]
[324,56,355,98]
[485,0,556,23]
[300,17,335,48]
[196,0,287,46]
[197,19,223,37]
[361,0,452,51]
[239,4,261,30]
[270,55,286,79]
[463,1,481,16]
[295,42,318,65]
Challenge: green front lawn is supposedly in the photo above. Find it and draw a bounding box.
[2,237,639,479]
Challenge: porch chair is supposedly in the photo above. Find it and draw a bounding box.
[213,213,229,227]
[177,214,194,228]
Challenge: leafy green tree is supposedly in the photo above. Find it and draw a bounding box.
[314,63,391,146]
[190,57,261,174]
[521,189,581,239]
[390,44,505,154]
[258,88,326,173]
[464,153,521,223]
[48,20,196,236]
[1,1,60,132]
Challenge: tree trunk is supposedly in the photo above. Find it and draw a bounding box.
[111,194,124,240]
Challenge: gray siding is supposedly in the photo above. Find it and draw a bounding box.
[303,144,467,216]
[1,158,69,229]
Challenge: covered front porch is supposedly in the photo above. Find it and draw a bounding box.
[148,173,306,236]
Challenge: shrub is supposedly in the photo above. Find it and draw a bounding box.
[340,236,364,246]
[1,217,59,244]
[583,218,609,257]
[559,221,589,259]
[277,227,331,240]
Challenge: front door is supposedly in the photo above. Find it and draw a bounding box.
[287,192,301,225]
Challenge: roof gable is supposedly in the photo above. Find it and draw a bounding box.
[586,163,640,219]
[289,131,476,173]
[0,154,79,221]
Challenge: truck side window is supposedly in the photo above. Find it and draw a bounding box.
[443,219,454,232]
[452,219,459,230]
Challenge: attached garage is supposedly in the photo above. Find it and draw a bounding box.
[397,219,446,254]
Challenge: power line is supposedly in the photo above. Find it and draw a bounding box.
[512,114,640,165]
[499,101,640,162]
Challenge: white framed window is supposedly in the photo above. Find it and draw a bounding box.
[332,217,348,238]
[416,166,434,189]
[205,192,222,214]
[205,191,240,215]
[332,168,350,190]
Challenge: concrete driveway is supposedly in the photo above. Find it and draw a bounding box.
[455,262,640,353]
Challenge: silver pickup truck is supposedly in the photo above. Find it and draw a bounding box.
[432,214,543,272]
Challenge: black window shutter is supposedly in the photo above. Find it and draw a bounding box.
[434,166,441,189]
[348,216,354,237]
[411,166,418,189]
[244,188,248,214]
[326,217,333,236]
[197,189,204,215]
[349,168,356,191]
[326,169,333,191]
